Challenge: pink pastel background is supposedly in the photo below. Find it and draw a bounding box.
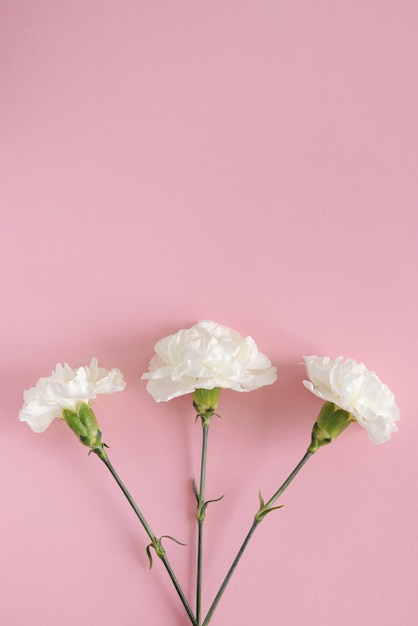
[1,1,417,624]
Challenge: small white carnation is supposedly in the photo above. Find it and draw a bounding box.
[19,358,126,433]
[303,356,399,444]
[142,320,277,402]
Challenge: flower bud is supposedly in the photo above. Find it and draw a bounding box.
[62,402,105,453]
[308,401,353,453]
[192,388,221,425]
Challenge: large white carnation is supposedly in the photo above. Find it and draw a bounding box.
[19,358,126,433]
[303,356,399,444]
[142,320,277,402]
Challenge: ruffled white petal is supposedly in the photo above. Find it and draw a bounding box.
[19,359,126,432]
[142,321,277,402]
[303,356,399,444]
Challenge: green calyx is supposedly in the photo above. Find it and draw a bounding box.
[62,402,107,458]
[308,401,353,454]
[192,388,221,425]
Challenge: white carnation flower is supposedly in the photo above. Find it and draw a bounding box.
[303,356,399,444]
[19,358,126,433]
[142,320,277,402]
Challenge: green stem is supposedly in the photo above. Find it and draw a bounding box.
[196,422,210,625]
[98,453,198,626]
[101,454,154,541]
[202,449,313,626]
[202,519,259,626]
[257,450,312,519]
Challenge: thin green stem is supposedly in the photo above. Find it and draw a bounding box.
[202,449,313,626]
[98,453,198,626]
[202,519,259,626]
[196,422,209,624]
[257,450,312,519]
[101,454,155,541]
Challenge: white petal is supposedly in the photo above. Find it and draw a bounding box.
[303,355,399,444]
[19,359,126,433]
[142,321,277,402]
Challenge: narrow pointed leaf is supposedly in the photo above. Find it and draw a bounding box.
[258,504,284,521]
[160,535,187,547]
[204,494,224,507]
[193,479,200,501]
[145,544,153,569]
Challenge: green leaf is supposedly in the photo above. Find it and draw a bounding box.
[257,504,284,522]
[160,535,187,547]
[145,544,153,569]
[203,494,224,508]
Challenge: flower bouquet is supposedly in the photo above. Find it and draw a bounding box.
[19,321,399,625]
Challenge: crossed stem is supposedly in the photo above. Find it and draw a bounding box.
[97,451,198,626]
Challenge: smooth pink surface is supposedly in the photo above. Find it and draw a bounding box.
[1,2,417,624]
